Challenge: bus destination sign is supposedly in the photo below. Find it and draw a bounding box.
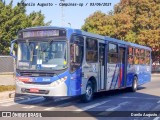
[21,29,66,38]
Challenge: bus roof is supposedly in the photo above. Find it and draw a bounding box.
[19,26,151,51]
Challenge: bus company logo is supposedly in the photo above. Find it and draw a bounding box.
[146,67,150,71]
[92,64,96,72]
[108,67,117,73]
[108,68,111,73]
[42,78,51,82]
[2,112,11,117]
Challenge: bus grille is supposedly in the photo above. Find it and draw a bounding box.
[22,89,49,94]
[24,82,51,85]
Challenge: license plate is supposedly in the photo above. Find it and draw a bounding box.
[29,88,39,93]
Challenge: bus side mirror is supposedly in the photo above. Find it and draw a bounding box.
[75,45,79,56]
[73,44,79,62]
[10,40,17,59]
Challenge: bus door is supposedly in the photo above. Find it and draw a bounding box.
[119,47,127,88]
[98,43,106,90]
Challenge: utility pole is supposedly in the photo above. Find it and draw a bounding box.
[60,0,65,26]
[68,23,71,28]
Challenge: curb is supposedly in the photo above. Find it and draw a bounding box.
[9,92,15,98]
[0,91,15,100]
[0,91,31,101]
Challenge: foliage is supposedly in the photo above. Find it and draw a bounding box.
[0,85,15,92]
[82,0,160,63]
[0,0,52,55]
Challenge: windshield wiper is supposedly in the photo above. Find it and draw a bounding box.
[41,39,54,52]
[25,40,34,68]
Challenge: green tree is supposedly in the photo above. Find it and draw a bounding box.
[0,0,52,55]
[82,11,108,35]
[82,11,116,37]
[115,0,160,63]
[82,0,160,63]
[28,11,51,27]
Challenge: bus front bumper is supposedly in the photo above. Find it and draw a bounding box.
[15,81,68,96]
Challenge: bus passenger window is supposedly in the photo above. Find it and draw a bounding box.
[128,47,133,55]
[108,43,118,64]
[146,57,150,65]
[146,51,150,57]
[109,43,117,53]
[134,56,139,64]
[140,49,145,56]
[135,48,140,56]
[108,53,118,63]
[86,38,98,62]
[128,55,133,64]
[145,50,150,65]
[70,35,84,72]
[139,57,145,64]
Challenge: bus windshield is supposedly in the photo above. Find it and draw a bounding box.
[17,40,67,70]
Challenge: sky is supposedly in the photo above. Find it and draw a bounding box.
[6,0,120,29]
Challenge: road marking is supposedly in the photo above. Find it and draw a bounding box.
[157,100,160,104]
[153,117,160,120]
[97,105,113,108]
[1,97,42,107]
[98,101,129,116]
[0,96,70,108]
[75,100,110,111]
[22,105,37,109]
[121,96,159,100]
[44,102,73,111]
[54,97,69,102]
[121,96,138,99]
[105,101,129,111]
[0,96,38,104]
[22,99,56,109]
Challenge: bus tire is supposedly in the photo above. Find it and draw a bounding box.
[82,81,94,102]
[130,76,138,92]
[43,96,53,100]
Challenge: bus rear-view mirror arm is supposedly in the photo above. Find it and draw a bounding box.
[10,39,17,59]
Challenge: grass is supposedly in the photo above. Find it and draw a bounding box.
[0,85,15,92]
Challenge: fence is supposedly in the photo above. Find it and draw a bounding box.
[0,56,14,74]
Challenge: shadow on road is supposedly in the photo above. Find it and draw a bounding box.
[12,80,160,119]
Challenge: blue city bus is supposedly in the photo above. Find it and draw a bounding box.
[10,26,151,102]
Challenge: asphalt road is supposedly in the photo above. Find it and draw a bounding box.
[0,74,159,120]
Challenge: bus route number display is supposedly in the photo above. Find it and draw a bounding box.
[22,30,60,38]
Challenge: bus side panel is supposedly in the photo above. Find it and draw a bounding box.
[118,63,125,88]
[144,65,151,83]
[137,65,151,85]
[136,65,144,85]
[107,63,120,90]
[126,64,135,87]
[126,64,151,87]
[81,63,99,94]
[69,68,82,96]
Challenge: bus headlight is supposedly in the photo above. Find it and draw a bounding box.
[50,76,67,87]
[16,77,31,84]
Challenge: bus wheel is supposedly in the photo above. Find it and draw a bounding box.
[82,81,93,102]
[131,76,138,92]
[43,96,54,100]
